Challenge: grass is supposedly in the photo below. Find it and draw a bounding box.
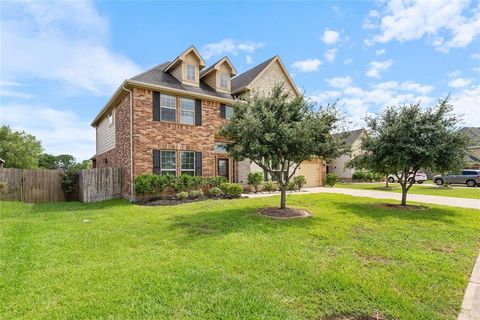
[1,194,479,319]
[334,182,480,199]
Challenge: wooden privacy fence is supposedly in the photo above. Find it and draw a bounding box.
[0,167,123,203]
[78,167,123,203]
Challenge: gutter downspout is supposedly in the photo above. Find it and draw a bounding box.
[122,84,134,202]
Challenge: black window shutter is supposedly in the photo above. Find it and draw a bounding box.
[195,152,202,176]
[220,104,226,119]
[263,169,268,181]
[153,91,160,121]
[153,150,161,174]
[195,99,202,126]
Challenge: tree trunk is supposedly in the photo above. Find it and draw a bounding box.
[280,186,286,209]
[401,187,407,206]
[385,175,389,188]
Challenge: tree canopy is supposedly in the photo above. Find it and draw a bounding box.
[350,98,469,205]
[220,85,346,209]
[0,125,43,169]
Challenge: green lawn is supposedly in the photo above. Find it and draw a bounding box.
[1,194,479,319]
[335,182,480,199]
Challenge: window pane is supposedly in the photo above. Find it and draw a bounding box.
[225,106,233,119]
[187,65,195,81]
[180,171,194,176]
[161,171,176,176]
[181,152,194,170]
[160,94,176,109]
[220,73,228,88]
[215,143,228,153]
[180,98,194,111]
[180,110,194,124]
[161,108,176,122]
[161,151,176,170]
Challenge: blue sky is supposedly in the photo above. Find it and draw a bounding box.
[1,1,479,161]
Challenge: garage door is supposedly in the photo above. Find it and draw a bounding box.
[298,159,323,187]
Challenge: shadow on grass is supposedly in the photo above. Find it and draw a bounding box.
[29,198,129,214]
[333,201,458,223]
[167,203,315,242]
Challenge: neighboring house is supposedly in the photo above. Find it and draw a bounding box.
[91,46,325,198]
[460,127,480,169]
[328,128,366,180]
[0,158,4,168]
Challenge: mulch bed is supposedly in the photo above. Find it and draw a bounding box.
[376,203,428,210]
[258,207,312,219]
[137,195,245,206]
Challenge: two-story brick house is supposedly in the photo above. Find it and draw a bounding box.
[91,46,325,198]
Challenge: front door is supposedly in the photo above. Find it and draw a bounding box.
[217,158,229,181]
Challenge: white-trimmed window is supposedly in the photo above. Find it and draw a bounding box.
[186,64,196,81]
[220,73,228,88]
[225,106,233,119]
[108,110,114,126]
[160,150,177,175]
[214,142,228,153]
[181,151,195,176]
[160,94,176,122]
[180,98,195,125]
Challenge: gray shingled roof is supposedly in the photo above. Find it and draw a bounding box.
[231,56,276,93]
[335,128,365,146]
[460,127,480,146]
[130,62,233,100]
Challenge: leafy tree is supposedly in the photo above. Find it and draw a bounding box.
[56,154,77,170]
[0,125,43,169]
[350,98,469,206]
[38,153,58,169]
[220,85,346,209]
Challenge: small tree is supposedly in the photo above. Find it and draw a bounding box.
[220,85,346,209]
[351,98,469,206]
[0,125,43,169]
[247,172,263,193]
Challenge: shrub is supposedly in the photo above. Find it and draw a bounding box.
[175,174,194,192]
[263,181,278,192]
[134,174,154,195]
[287,181,296,191]
[205,176,227,189]
[60,169,78,200]
[326,173,337,187]
[176,191,189,200]
[189,189,204,198]
[191,176,204,190]
[293,175,307,190]
[247,172,263,193]
[220,182,243,198]
[353,170,382,182]
[208,187,224,197]
[0,181,6,193]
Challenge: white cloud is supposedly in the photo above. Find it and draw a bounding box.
[1,1,141,95]
[364,0,480,52]
[308,91,341,104]
[376,49,386,55]
[0,103,95,161]
[325,76,352,88]
[324,49,338,62]
[291,59,322,73]
[448,78,472,88]
[201,39,265,60]
[365,59,394,78]
[450,86,480,127]
[245,55,253,64]
[470,53,480,60]
[321,29,340,45]
[473,67,480,72]
[343,58,353,65]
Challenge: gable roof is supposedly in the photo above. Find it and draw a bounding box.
[200,56,237,77]
[164,45,206,72]
[231,56,300,96]
[336,128,366,146]
[130,62,233,100]
[460,127,480,147]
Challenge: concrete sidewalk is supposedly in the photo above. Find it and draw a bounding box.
[245,187,480,210]
[458,252,480,320]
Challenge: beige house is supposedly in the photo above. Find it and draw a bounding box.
[329,129,366,180]
[91,46,326,197]
[460,127,480,169]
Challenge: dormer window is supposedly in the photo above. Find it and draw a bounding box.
[220,73,228,88]
[186,64,196,81]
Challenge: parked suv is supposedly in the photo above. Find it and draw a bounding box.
[387,171,427,184]
[433,170,480,187]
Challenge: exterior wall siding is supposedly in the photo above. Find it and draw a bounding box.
[96,110,116,155]
[250,60,296,96]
